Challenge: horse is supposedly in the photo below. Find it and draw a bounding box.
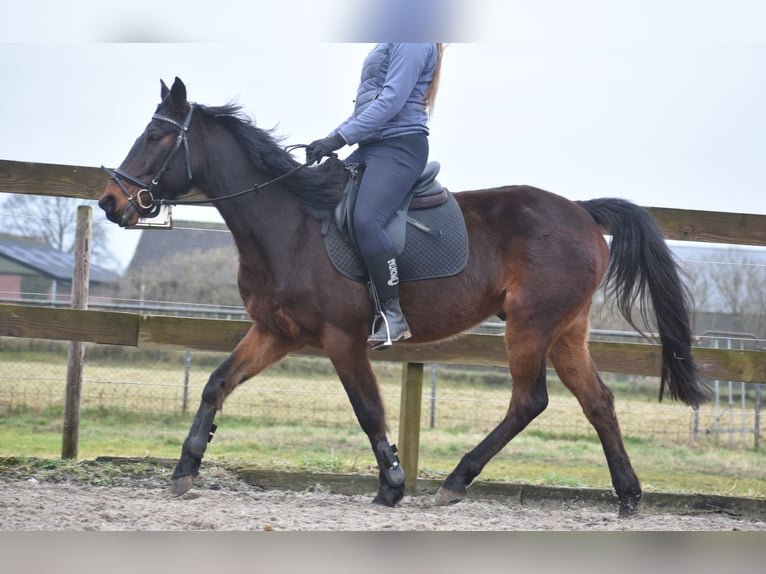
[98,77,709,516]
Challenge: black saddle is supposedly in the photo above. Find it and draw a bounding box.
[322,161,469,283]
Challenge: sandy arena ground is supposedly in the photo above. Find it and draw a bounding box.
[1,462,763,531]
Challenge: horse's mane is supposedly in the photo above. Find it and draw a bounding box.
[195,103,348,218]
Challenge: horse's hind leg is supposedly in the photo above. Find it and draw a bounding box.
[436,326,550,505]
[324,330,405,507]
[548,313,641,516]
[170,325,298,496]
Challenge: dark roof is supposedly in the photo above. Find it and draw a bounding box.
[126,220,237,275]
[0,234,120,284]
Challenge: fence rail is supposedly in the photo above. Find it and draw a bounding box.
[1,303,765,384]
[3,159,766,246]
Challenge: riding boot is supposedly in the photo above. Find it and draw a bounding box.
[368,297,411,348]
[365,253,412,348]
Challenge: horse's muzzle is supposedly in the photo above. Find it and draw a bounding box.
[98,190,135,227]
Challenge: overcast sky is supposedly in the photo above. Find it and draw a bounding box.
[1,1,764,269]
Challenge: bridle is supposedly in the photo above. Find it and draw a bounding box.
[102,105,194,226]
[102,103,311,227]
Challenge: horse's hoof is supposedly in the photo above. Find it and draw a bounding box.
[170,475,195,497]
[372,488,404,507]
[371,496,397,508]
[435,486,465,506]
[618,497,641,517]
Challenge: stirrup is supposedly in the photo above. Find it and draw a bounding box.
[367,279,391,350]
[368,312,394,350]
[371,340,392,351]
[368,312,411,350]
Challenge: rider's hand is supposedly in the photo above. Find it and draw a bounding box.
[305,134,345,165]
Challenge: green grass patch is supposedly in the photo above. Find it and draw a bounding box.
[0,405,763,499]
[1,349,763,500]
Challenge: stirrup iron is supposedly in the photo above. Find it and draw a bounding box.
[369,313,394,350]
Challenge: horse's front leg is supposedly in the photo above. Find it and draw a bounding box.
[372,437,406,506]
[171,325,298,496]
[324,331,405,507]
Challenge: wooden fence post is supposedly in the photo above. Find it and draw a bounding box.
[61,205,92,459]
[398,361,424,493]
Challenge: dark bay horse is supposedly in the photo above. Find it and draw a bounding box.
[98,77,709,516]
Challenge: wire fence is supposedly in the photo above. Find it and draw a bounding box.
[0,340,761,450]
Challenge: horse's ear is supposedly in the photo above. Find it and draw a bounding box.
[160,79,170,100]
[169,77,187,112]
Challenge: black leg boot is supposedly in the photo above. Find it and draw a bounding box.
[369,297,412,347]
[365,253,412,348]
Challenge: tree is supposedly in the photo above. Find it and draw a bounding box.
[589,246,766,341]
[0,193,118,270]
[683,248,766,338]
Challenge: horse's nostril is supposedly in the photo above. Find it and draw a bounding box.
[98,195,115,212]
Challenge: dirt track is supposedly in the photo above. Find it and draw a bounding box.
[1,460,764,531]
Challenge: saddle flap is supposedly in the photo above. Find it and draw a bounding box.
[334,194,349,237]
[333,165,363,243]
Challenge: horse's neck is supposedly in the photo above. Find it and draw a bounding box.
[205,174,307,264]
[196,134,311,270]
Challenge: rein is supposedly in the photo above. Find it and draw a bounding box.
[159,145,310,207]
[102,105,312,221]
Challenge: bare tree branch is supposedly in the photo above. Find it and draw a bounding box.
[0,193,117,269]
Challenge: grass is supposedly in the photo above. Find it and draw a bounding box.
[0,350,763,500]
[1,404,763,499]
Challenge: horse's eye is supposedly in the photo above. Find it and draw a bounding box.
[146,131,161,143]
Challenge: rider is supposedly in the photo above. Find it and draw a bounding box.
[306,43,444,347]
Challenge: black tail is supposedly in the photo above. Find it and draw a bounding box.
[578,198,710,408]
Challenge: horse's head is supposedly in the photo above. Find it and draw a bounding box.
[99,77,197,227]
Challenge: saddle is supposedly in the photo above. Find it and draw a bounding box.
[334,162,448,253]
[321,161,469,283]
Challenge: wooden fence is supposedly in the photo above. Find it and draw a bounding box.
[1,159,765,484]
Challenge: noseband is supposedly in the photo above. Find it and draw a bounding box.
[102,105,194,225]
